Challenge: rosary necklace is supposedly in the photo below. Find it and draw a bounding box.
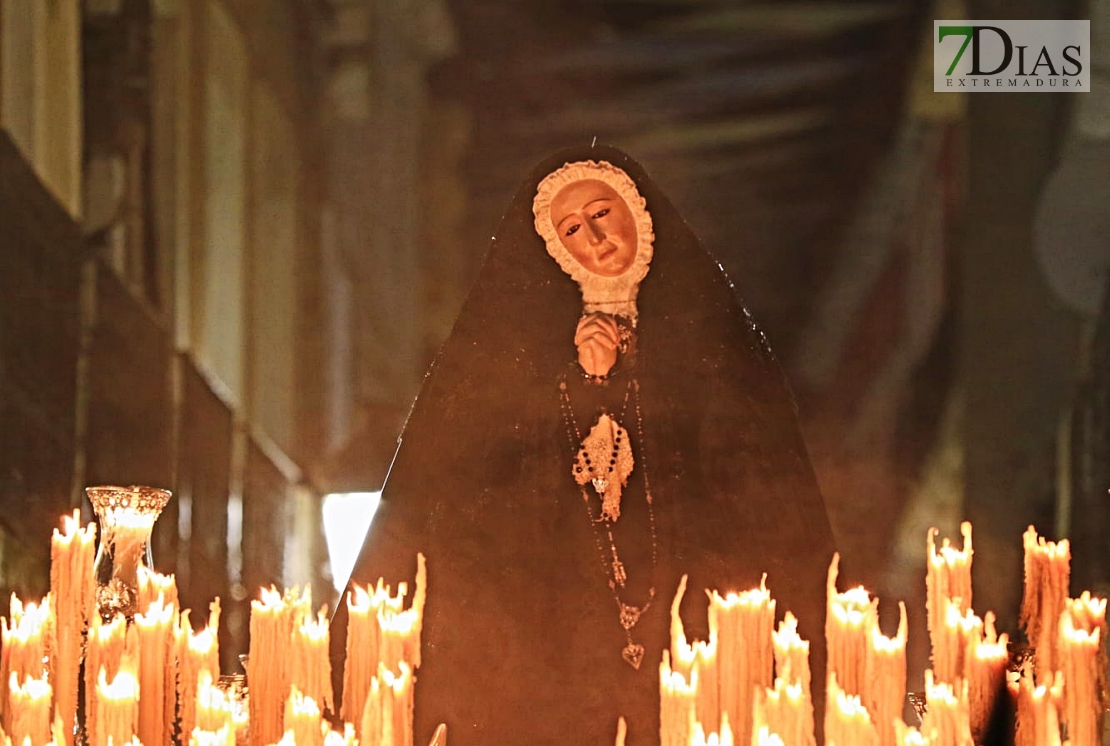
[558,373,658,670]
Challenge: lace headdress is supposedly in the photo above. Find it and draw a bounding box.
[533,160,655,325]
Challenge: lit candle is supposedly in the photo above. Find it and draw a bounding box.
[1009,670,1063,746]
[1058,609,1101,745]
[615,716,627,746]
[379,604,420,677]
[49,510,97,746]
[179,600,222,741]
[825,553,876,698]
[249,587,293,746]
[284,687,324,746]
[668,575,721,727]
[754,726,787,746]
[934,600,981,686]
[864,602,907,746]
[353,663,413,746]
[690,713,733,746]
[190,724,236,746]
[753,678,814,746]
[323,722,358,746]
[85,612,131,743]
[659,650,697,746]
[93,666,139,746]
[290,608,332,714]
[383,662,414,746]
[709,577,775,746]
[920,669,973,746]
[824,673,878,746]
[407,553,427,669]
[771,612,811,691]
[1019,527,1069,686]
[1,592,52,737]
[341,584,382,725]
[9,674,52,746]
[892,720,931,745]
[138,565,179,613]
[341,573,416,722]
[926,523,973,682]
[135,594,175,746]
[196,670,235,735]
[966,611,1008,741]
[358,674,383,746]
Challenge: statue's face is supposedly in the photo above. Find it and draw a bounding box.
[550,179,638,278]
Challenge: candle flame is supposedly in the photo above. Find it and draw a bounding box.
[711,574,771,609]
[9,673,52,700]
[98,667,140,701]
[2,594,52,643]
[135,594,175,628]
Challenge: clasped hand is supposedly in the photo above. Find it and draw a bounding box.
[575,313,620,377]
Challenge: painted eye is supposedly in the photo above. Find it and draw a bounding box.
[591,207,610,220]
[565,224,581,237]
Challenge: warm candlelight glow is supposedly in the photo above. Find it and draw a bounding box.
[138,565,179,614]
[771,612,811,691]
[341,557,426,732]
[9,490,1110,746]
[341,584,381,725]
[926,522,973,686]
[966,611,1008,741]
[290,608,333,715]
[825,553,877,699]
[197,670,234,730]
[85,612,131,744]
[659,651,697,746]
[892,720,931,745]
[284,687,325,746]
[1058,611,1101,745]
[613,715,628,746]
[708,576,775,746]
[754,678,814,746]
[179,600,222,743]
[1010,671,1064,746]
[690,713,733,746]
[1019,527,1070,687]
[249,587,297,746]
[824,674,877,746]
[49,510,97,746]
[933,600,981,686]
[864,602,907,746]
[919,669,973,746]
[1,591,52,740]
[9,673,52,746]
[135,594,176,746]
[357,663,414,746]
[190,724,236,746]
[87,486,171,622]
[93,666,140,746]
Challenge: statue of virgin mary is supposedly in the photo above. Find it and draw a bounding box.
[331,145,837,745]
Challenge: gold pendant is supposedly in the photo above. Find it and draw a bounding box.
[622,643,645,670]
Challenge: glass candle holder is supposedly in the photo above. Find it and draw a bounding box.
[87,485,171,621]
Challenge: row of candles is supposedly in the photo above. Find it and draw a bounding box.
[652,522,1107,746]
[1,487,1106,746]
[0,499,427,746]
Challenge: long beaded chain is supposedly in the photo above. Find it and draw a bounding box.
[558,373,658,670]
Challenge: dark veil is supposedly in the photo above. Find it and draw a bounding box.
[330,145,836,745]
